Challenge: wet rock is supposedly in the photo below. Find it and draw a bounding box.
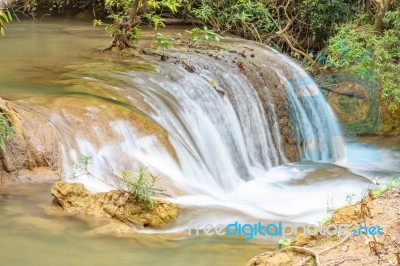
[380,102,400,136]
[0,98,60,184]
[84,222,136,237]
[10,216,66,234]
[51,181,179,227]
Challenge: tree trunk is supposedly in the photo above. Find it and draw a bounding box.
[373,0,391,33]
[104,0,150,51]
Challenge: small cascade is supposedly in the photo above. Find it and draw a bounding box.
[54,41,348,221]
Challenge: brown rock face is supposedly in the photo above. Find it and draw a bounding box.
[0,98,60,183]
[380,101,400,136]
[51,181,179,227]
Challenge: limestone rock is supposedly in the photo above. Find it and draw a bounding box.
[0,97,60,184]
[51,181,179,228]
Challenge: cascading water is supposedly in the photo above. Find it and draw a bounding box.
[52,40,384,224]
[274,57,345,162]
[3,20,400,266]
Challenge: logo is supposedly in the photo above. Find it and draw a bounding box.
[187,220,384,241]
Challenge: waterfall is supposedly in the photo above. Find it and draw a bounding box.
[274,57,345,162]
[55,41,346,221]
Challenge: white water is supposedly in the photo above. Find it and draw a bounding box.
[56,42,400,226]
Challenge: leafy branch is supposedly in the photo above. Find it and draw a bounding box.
[0,10,12,36]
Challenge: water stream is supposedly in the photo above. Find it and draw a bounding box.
[1,18,400,265]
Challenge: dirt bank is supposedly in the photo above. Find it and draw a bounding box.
[247,188,400,266]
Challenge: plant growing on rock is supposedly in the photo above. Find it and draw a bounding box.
[154,33,175,50]
[0,112,15,152]
[70,155,166,208]
[154,33,175,60]
[278,239,292,249]
[71,155,92,178]
[112,168,163,208]
[345,193,356,205]
[186,26,223,45]
[372,176,400,197]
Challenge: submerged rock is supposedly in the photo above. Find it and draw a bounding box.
[10,216,66,234]
[51,181,179,227]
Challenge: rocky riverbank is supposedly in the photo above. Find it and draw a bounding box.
[247,188,400,266]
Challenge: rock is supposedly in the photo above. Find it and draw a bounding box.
[51,181,179,227]
[292,233,313,246]
[10,216,66,234]
[247,252,294,266]
[0,98,60,184]
[84,222,136,237]
[329,204,361,225]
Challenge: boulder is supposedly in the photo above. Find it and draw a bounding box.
[51,181,179,227]
[0,98,60,184]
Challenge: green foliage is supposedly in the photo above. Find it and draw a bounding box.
[326,195,337,215]
[159,0,181,13]
[70,155,165,209]
[345,193,356,205]
[154,33,175,50]
[307,260,317,266]
[188,0,360,57]
[0,10,12,36]
[116,167,162,208]
[300,0,356,42]
[372,177,400,197]
[96,0,183,49]
[0,112,15,153]
[145,13,166,31]
[278,239,291,249]
[93,19,104,27]
[71,155,92,178]
[325,10,400,110]
[186,26,223,44]
[190,0,272,41]
[320,216,330,226]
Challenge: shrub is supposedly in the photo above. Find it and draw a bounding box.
[324,9,400,110]
[71,155,165,208]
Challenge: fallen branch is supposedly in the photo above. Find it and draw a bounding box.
[320,235,351,254]
[282,246,321,266]
[320,86,367,100]
[163,17,205,26]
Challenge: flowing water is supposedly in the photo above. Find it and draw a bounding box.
[1,18,400,265]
